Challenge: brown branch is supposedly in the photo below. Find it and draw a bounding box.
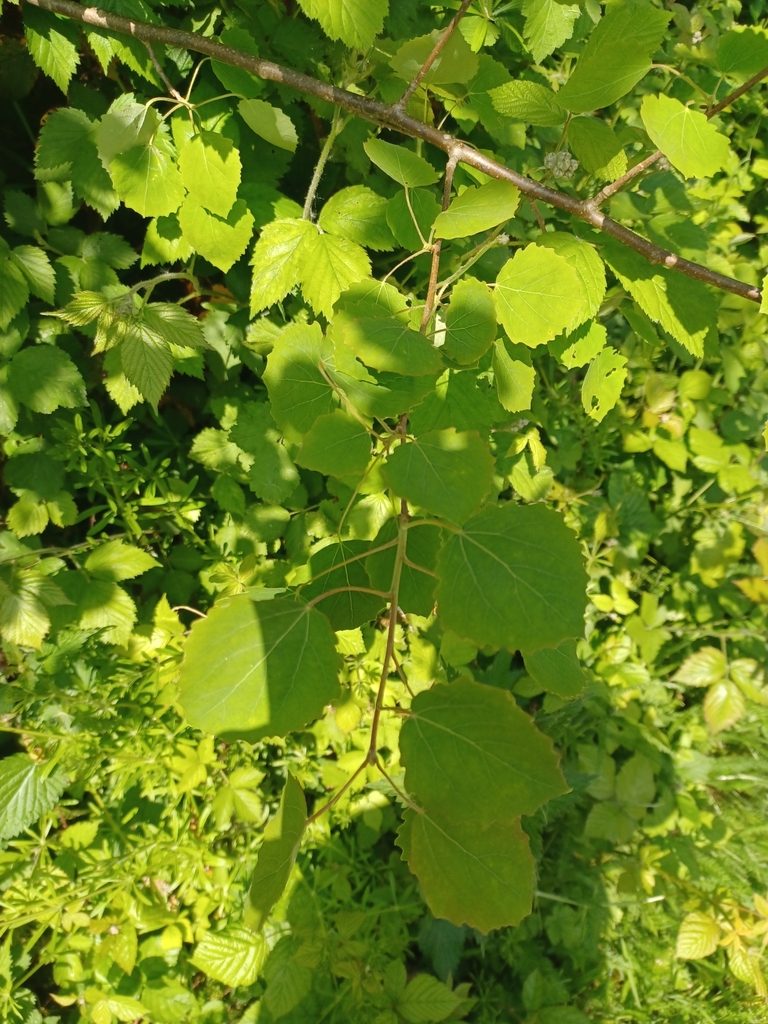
[590,64,768,208]
[19,0,762,304]
[397,0,474,111]
[144,40,184,101]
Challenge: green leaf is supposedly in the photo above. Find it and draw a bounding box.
[495,244,582,347]
[110,143,185,218]
[434,180,520,240]
[296,410,371,479]
[364,138,440,188]
[390,31,478,86]
[10,247,54,305]
[34,106,117,218]
[0,564,69,646]
[238,99,298,152]
[119,320,174,407]
[641,95,731,179]
[581,348,628,423]
[318,186,395,251]
[401,676,567,824]
[142,303,206,350]
[23,5,79,93]
[493,338,535,413]
[341,317,443,377]
[386,188,440,251]
[443,277,496,365]
[297,0,388,49]
[0,260,28,331]
[0,754,66,841]
[141,214,193,267]
[717,26,768,79]
[557,1,670,113]
[568,117,623,176]
[522,0,580,64]
[249,219,316,315]
[676,913,721,960]
[178,131,241,218]
[231,402,300,504]
[703,680,746,734]
[537,233,606,329]
[366,519,441,617]
[301,232,371,319]
[550,320,606,369]
[397,807,535,932]
[95,96,159,166]
[302,539,384,630]
[178,595,340,740]
[212,26,263,98]
[489,80,566,127]
[178,196,255,273]
[435,502,587,653]
[601,238,716,357]
[383,429,494,524]
[397,974,461,1024]
[615,754,655,816]
[524,639,587,698]
[674,646,726,686]
[263,321,336,441]
[245,776,306,931]
[191,927,268,987]
[85,540,157,583]
[9,346,86,414]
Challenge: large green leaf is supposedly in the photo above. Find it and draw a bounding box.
[400,677,567,824]
[178,196,254,273]
[522,0,580,64]
[109,143,185,219]
[390,31,478,86]
[301,232,371,318]
[249,218,315,315]
[537,233,606,328]
[178,596,340,740]
[85,540,157,582]
[443,277,496,365]
[434,180,520,240]
[641,95,731,179]
[557,2,670,113]
[178,131,241,218]
[523,639,587,698]
[231,402,299,504]
[435,502,587,652]
[245,776,306,931]
[383,429,494,524]
[581,347,628,423]
[297,0,388,49]
[23,6,79,93]
[34,106,117,218]
[301,540,384,631]
[397,807,535,932]
[493,338,535,413]
[296,410,371,478]
[238,99,298,152]
[364,138,440,188]
[495,245,582,347]
[191,927,268,987]
[263,321,336,441]
[0,754,66,841]
[601,237,716,357]
[9,346,86,414]
[717,26,768,79]
[341,317,443,377]
[489,80,566,127]
[319,186,395,251]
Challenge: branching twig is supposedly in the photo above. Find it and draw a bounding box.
[396,0,474,111]
[19,0,763,304]
[590,64,768,208]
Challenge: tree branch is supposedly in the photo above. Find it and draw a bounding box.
[421,151,458,332]
[397,0,474,112]
[20,0,762,304]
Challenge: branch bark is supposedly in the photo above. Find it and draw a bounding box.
[397,0,474,112]
[21,0,762,304]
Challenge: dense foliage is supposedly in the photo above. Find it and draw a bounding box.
[3,0,768,1020]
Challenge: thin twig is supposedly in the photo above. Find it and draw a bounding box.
[20,0,763,304]
[172,604,207,618]
[397,0,474,111]
[421,152,458,332]
[590,64,768,208]
[376,758,422,813]
[144,40,184,100]
[305,759,367,825]
[303,107,345,220]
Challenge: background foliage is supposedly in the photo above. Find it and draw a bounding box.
[3,0,768,1021]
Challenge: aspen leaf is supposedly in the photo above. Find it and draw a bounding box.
[245,776,306,931]
[641,95,731,179]
[178,595,340,740]
[495,245,582,347]
[435,502,587,653]
[239,99,298,152]
[434,180,520,239]
[443,277,496,365]
[364,138,440,188]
